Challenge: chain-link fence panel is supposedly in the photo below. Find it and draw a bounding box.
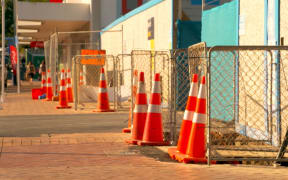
[44,40,50,74]
[73,55,116,111]
[130,50,175,142]
[131,50,152,95]
[115,54,132,111]
[170,43,208,144]
[49,33,58,96]
[154,51,172,141]
[171,49,188,144]
[278,49,288,161]
[207,46,288,163]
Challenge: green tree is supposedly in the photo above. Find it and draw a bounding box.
[0,0,14,38]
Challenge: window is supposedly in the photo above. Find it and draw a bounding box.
[122,0,143,15]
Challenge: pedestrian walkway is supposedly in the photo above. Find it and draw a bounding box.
[0,88,288,179]
[0,133,288,180]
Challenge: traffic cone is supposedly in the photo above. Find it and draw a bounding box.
[122,70,138,133]
[56,69,71,109]
[175,76,207,163]
[45,69,53,101]
[137,73,169,146]
[41,71,47,94]
[125,72,148,144]
[168,74,198,160]
[80,71,84,86]
[93,68,114,112]
[66,69,73,103]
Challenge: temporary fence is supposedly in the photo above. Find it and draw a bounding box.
[129,50,173,141]
[50,38,288,163]
[207,46,288,164]
[171,42,208,144]
[72,54,116,111]
[114,54,133,111]
[170,43,288,164]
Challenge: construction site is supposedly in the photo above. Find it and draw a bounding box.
[0,0,288,179]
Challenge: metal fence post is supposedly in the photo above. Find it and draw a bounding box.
[113,55,116,111]
[73,56,78,111]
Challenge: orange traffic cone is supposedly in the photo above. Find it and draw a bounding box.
[66,69,73,103]
[168,74,198,159]
[56,69,72,109]
[93,68,114,112]
[175,76,207,163]
[45,69,53,101]
[79,71,84,86]
[41,71,47,94]
[122,70,138,133]
[126,72,148,144]
[137,73,169,146]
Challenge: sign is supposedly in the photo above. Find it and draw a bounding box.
[30,41,44,48]
[81,50,106,65]
[148,17,154,40]
[50,0,63,3]
[9,45,17,76]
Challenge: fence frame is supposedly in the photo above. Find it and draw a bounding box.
[207,45,288,165]
[72,54,116,111]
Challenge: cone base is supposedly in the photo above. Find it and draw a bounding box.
[125,139,139,145]
[52,96,59,101]
[137,140,169,146]
[122,128,131,133]
[56,106,72,109]
[168,148,181,160]
[93,109,115,112]
[175,153,207,164]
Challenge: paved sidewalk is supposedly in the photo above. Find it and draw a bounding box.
[0,92,91,116]
[0,133,287,180]
[0,91,288,179]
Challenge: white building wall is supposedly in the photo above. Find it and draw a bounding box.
[101,0,172,55]
[239,0,264,45]
[280,0,288,44]
[101,0,172,102]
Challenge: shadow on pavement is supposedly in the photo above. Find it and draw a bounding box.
[127,145,174,163]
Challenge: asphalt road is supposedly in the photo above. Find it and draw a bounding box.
[0,113,129,137]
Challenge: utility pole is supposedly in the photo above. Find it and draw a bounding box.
[1,0,5,103]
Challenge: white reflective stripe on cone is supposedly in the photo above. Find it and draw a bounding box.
[60,86,66,91]
[60,73,65,80]
[152,81,161,93]
[67,84,72,88]
[183,110,194,121]
[134,104,148,113]
[99,88,107,93]
[192,112,206,124]
[198,85,206,99]
[148,104,161,113]
[138,82,146,93]
[47,83,52,87]
[100,73,105,81]
[189,82,198,96]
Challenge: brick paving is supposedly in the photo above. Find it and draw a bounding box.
[0,133,288,180]
[0,91,288,179]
